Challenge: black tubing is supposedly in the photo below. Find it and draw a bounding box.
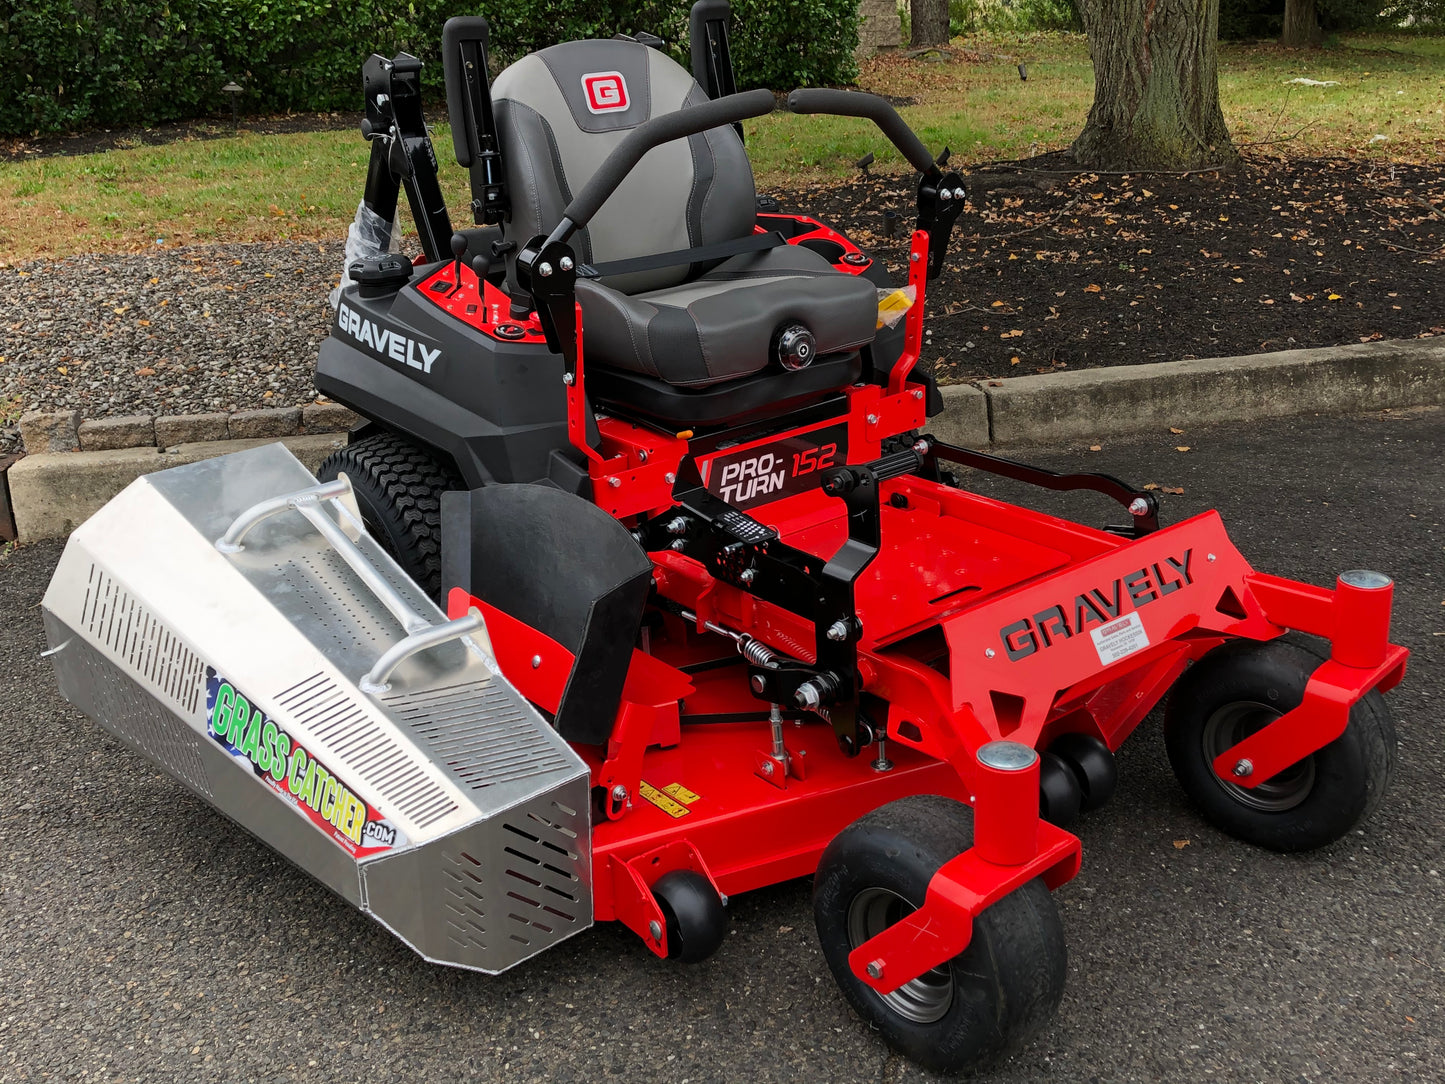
[562,88,776,231]
[442,16,490,167]
[786,88,937,175]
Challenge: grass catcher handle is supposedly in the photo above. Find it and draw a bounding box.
[786,89,938,177]
[555,88,776,238]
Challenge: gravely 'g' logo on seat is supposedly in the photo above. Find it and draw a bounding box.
[998,549,1195,661]
[582,71,629,113]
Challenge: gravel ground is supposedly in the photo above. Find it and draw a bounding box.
[0,241,343,453]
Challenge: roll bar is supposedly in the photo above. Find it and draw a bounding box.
[786,88,940,177]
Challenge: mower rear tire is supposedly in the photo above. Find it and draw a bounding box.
[317,431,463,602]
[813,795,1066,1074]
[1164,638,1396,852]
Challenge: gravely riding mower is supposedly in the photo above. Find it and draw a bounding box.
[43,4,1408,1073]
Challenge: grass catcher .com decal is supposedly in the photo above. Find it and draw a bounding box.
[205,667,408,856]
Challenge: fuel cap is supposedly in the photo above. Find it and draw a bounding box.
[773,324,816,371]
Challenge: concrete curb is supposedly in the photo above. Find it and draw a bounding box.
[982,339,1444,446]
[2,339,1440,543]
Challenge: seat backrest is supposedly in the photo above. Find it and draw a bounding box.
[492,39,756,293]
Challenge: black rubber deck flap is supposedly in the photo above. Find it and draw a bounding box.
[441,483,653,745]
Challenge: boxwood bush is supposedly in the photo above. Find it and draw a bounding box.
[0,0,858,136]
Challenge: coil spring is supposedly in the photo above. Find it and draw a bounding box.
[738,636,779,668]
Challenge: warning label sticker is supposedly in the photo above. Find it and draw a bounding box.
[660,782,701,806]
[639,781,691,818]
[1090,611,1150,666]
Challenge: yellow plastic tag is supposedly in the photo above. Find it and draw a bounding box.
[876,286,916,328]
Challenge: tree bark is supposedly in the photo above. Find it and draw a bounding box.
[1281,0,1323,47]
[910,0,950,47]
[1072,0,1237,171]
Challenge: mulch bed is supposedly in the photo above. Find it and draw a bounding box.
[768,154,1443,383]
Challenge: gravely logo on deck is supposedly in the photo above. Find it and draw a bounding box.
[998,549,1195,661]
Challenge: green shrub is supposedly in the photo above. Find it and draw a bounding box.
[729,0,858,88]
[0,0,857,136]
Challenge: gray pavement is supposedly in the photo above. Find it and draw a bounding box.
[1,407,1441,1083]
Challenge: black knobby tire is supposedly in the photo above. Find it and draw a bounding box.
[317,431,463,601]
[1164,638,1396,852]
[813,795,1067,1074]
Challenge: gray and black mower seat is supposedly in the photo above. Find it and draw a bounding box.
[492,39,879,403]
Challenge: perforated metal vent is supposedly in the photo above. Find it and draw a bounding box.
[498,795,587,946]
[436,792,587,956]
[81,564,204,717]
[275,549,429,652]
[383,679,573,790]
[60,630,210,798]
[275,672,459,829]
[440,848,491,953]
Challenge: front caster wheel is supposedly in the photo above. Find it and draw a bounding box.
[813,795,1066,1074]
[1165,638,1396,852]
[653,870,727,963]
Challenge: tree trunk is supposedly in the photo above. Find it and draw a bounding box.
[910,0,950,47]
[1281,0,1323,47]
[1072,0,1236,171]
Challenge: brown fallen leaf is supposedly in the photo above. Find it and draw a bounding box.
[136,366,156,376]
[1172,839,1191,849]
[1175,446,1191,452]
[1084,283,1102,293]
[988,380,1004,387]
[1169,427,1184,435]
[1089,445,1102,452]
[1162,486,1185,495]
[1009,356,1020,365]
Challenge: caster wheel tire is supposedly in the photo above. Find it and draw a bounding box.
[653,870,727,963]
[1039,750,1082,826]
[813,795,1066,1074]
[1049,733,1118,812]
[317,431,462,602]
[1165,638,1396,852]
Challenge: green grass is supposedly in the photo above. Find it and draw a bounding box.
[1,31,1440,261]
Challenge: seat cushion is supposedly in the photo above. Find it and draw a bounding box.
[576,244,879,388]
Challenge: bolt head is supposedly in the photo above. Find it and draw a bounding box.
[940,188,953,201]
[1207,553,1217,563]
[866,413,879,425]
[664,472,677,484]
[866,959,885,979]
[739,568,756,585]
[611,784,628,801]
[1128,497,1150,516]
[762,761,774,775]
[530,654,542,669]
[1233,759,1254,778]
[562,372,575,385]
[952,187,967,200]
[559,256,574,271]
[648,920,662,941]
[912,438,930,452]
[985,647,996,658]
[750,673,767,695]
[909,252,920,263]
[826,619,850,642]
[912,389,924,400]
[538,262,553,277]
[607,476,621,488]
[670,539,687,552]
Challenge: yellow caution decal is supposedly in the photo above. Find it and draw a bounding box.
[639,780,695,818]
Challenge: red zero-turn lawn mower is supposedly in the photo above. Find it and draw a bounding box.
[43,4,1408,1075]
